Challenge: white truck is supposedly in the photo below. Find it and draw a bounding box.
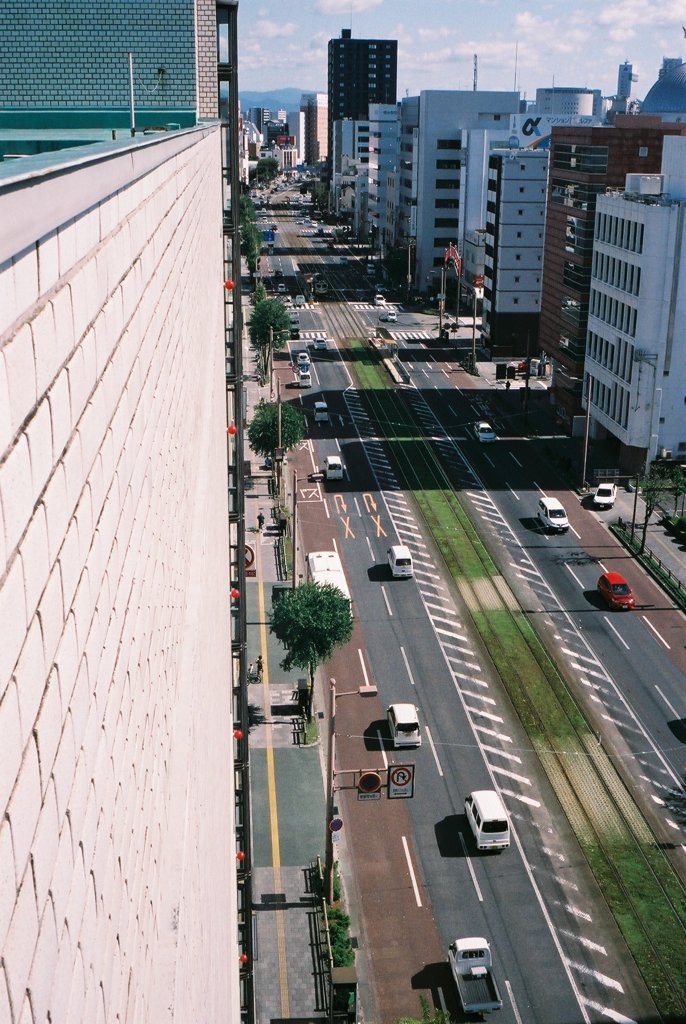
[448,937,502,1014]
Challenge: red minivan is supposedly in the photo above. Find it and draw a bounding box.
[597,572,635,610]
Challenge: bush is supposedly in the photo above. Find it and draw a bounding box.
[326,905,354,967]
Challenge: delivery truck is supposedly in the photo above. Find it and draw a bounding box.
[448,937,502,1014]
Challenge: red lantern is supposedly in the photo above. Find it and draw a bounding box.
[224,279,235,291]
[236,850,246,862]
[239,953,249,965]
[233,729,244,741]
[230,587,240,600]
[227,423,237,435]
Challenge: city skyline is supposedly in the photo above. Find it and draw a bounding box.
[238,0,686,103]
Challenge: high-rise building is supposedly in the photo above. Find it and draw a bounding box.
[367,103,400,252]
[585,138,686,470]
[538,116,686,429]
[300,92,328,165]
[481,148,548,359]
[327,28,397,174]
[0,2,249,1021]
[617,62,637,101]
[534,87,603,119]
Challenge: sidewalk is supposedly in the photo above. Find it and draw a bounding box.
[242,293,332,1023]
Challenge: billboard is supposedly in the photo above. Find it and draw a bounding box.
[507,113,598,150]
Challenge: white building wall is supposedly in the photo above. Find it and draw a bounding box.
[0,127,238,1023]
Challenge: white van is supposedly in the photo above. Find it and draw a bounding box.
[297,369,312,388]
[387,544,413,578]
[387,703,421,748]
[464,790,510,851]
[314,401,329,424]
[537,496,569,533]
[323,455,343,480]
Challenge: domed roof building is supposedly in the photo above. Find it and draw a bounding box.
[642,59,686,119]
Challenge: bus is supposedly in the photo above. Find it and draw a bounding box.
[305,550,352,613]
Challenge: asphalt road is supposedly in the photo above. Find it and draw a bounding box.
[264,200,680,1023]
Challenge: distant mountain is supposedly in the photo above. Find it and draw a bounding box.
[239,88,306,115]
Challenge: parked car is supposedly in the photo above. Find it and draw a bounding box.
[593,482,617,509]
[374,294,386,306]
[597,572,635,610]
[474,421,497,443]
[379,309,397,323]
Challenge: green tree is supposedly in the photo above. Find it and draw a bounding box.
[247,299,291,375]
[241,218,263,276]
[270,583,353,719]
[247,400,306,461]
[670,463,686,517]
[638,464,673,553]
[253,281,267,305]
[239,194,256,222]
[312,182,329,213]
[250,157,279,185]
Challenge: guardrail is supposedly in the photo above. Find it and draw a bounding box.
[611,520,686,612]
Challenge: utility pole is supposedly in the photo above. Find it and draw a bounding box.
[325,678,336,905]
[470,288,477,372]
[522,329,531,429]
[580,372,591,491]
[291,469,297,589]
[438,263,446,338]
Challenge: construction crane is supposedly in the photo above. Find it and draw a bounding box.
[473,54,478,91]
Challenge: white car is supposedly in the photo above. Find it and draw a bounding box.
[593,482,617,508]
[374,294,386,306]
[379,309,397,323]
[312,336,328,351]
[474,421,497,443]
[296,350,311,366]
[386,703,422,748]
[277,282,286,293]
[294,294,306,307]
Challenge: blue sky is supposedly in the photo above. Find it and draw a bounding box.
[238,0,686,102]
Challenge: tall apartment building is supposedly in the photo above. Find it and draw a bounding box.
[0,2,248,1022]
[300,92,328,165]
[538,116,686,428]
[482,148,548,358]
[397,91,520,297]
[585,139,686,469]
[327,28,397,176]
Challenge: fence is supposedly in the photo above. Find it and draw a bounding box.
[611,521,686,612]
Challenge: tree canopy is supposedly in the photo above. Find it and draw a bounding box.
[241,218,263,275]
[249,157,279,184]
[248,299,291,350]
[270,582,353,710]
[637,463,674,552]
[247,400,307,460]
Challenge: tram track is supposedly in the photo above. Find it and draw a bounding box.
[350,341,686,1019]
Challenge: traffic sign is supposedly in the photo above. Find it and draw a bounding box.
[329,817,343,833]
[245,543,256,578]
[388,763,415,799]
[358,770,382,794]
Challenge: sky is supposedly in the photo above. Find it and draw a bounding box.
[238,0,686,103]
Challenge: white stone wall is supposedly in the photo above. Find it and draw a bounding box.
[0,127,239,1023]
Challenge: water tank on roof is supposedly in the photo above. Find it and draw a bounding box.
[625,174,663,195]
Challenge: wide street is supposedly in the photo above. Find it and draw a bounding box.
[251,186,686,1024]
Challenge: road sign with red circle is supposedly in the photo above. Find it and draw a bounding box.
[388,764,415,799]
[329,817,343,832]
[245,544,256,577]
[358,770,382,794]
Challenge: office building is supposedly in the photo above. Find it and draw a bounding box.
[398,90,520,297]
[327,28,397,175]
[301,92,328,165]
[538,117,686,429]
[0,2,248,1021]
[481,148,548,358]
[367,103,400,252]
[585,139,686,469]
[534,87,603,119]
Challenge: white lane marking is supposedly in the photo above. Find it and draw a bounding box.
[376,729,388,769]
[565,564,584,588]
[381,585,393,617]
[458,831,483,902]
[559,902,592,922]
[602,616,631,650]
[642,614,671,649]
[499,788,540,807]
[357,649,371,687]
[461,689,496,706]
[566,961,623,993]
[558,930,607,955]
[507,483,520,500]
[400,646,416,687]
[465,706,504,724]
[569,523,581,539]
[490,765,532,786]
[510,452,523,467]
[474,725,513,745]
[580,1002,636,1024]
[654,685,680,718]
[365,535,374,558]
[401,836,422,907]
[598,560,608,573]
[483,453,495,467]
[481,744,522,765]
[504,979,524,1024]
[533,479,545,494]
[323,498,330,520]
[425,726,443,777]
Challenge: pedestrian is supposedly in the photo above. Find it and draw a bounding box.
[256,655,264,683]
[248,661,254,682]
[257,511,265,532]
[505,379,511,391]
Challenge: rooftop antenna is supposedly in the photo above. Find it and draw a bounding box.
[473,54,478,91]
[513,42,518,92]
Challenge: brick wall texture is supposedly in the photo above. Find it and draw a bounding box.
[0,127,239,1022]
[0,1,198,108]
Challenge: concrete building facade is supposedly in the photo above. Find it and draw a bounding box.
[585,142,686,468]
[534,87,603,119]
[300,92,328,165]
[367,103,400,252]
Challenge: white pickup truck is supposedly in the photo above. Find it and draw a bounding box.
[448,937,502,1014]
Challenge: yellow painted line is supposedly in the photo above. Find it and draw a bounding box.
[256,541,290,1017]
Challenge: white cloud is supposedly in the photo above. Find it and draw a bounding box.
[316,0,383,13]
[255,19,298,39]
